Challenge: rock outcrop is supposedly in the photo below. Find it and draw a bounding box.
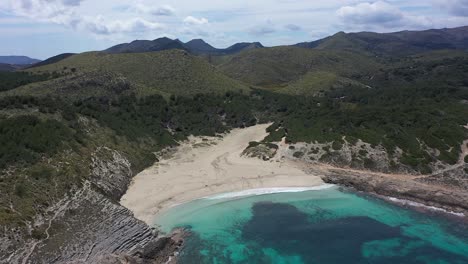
[319,169,468,216]
[2,147,179,264]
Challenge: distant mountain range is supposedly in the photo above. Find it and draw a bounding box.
[0,56,42,72]
[0,56,41,65]
[105,37,264,55]
[104,26,468,57]
[3,25,468,73]
[27,53,75,69]
[295,26,468,56]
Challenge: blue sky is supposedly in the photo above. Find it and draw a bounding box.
[1,0,468,59]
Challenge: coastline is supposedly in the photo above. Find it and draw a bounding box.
[120,124,325,224]
[317,167,468,217]
[120,124,467,228]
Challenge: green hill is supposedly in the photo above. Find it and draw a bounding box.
[26,50,249,97]
[218,46,380,91]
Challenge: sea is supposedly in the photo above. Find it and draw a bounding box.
[154,185,468,264]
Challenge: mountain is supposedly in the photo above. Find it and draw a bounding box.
[0,55,41,65]
[184,39,217,54]
[296,26,468,56]
[104,38,264,55]
[105,37,186,54]
[223,42,264,54]
[28,53,76,68]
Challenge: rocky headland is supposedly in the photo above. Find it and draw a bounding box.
[1,147,184,264]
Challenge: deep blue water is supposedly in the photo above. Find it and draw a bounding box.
[155,186,468,264]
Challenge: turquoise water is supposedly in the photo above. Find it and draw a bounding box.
[155,186,468,264]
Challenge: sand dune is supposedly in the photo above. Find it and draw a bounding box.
[120,124,324,224]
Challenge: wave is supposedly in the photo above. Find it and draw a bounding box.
[204,184,335,200]
[386,197,465,217]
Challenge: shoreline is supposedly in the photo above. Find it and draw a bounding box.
[318,167,468,217]
[120,124,467,227]
[120,124,325,224]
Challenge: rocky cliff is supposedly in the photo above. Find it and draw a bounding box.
[1,147,180,264]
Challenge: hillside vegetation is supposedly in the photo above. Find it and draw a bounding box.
[218,46,379,91]
[27,50,249,96]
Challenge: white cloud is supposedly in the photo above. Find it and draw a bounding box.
[136,4,175,16]
[337,1,433,30]
[5,0,80,25]
[82,16,164,35]
[337,1,403,25]
[1,0,166,36]
[183,16,209,25]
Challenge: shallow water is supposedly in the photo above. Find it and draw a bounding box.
[154,186,468,264]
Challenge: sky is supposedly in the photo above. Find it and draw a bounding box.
[1,0,468,59]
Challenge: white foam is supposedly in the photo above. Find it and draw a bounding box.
[386,197,465,217]
[204,184,335,200]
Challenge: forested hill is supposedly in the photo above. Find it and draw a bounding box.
[1,26,468,258]
[296,26,468,56]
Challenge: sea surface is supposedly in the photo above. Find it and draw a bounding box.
[154,185,468,264]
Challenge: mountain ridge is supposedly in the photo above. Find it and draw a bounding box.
[102,26,468,57]
[0,55,41,65]
[104,37,264,55]
[295,26,468,56]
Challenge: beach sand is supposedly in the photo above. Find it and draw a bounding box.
[120,124,324,224]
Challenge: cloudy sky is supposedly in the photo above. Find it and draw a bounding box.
[1,0,468,59]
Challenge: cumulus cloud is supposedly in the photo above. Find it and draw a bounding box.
[285,24,301,31]
[337,1,403,25]
[337,1,433,30]
[183,16,209,25]
[5,0,80,25]
[83,16,164,35]
[136,4,175,16]
[1,0,165,36]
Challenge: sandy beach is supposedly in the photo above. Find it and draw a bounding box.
[120,124,324,224]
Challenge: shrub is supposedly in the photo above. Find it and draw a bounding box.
[332,141,343,151]
[293,151,304,158]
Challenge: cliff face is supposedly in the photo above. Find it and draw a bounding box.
[1,147,177,264]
